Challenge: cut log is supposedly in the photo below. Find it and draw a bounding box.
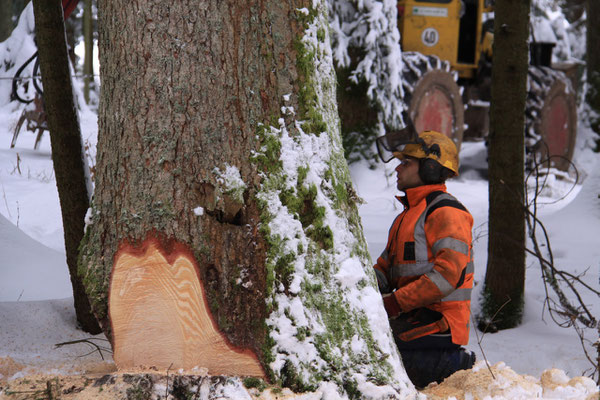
[110,237,265,377]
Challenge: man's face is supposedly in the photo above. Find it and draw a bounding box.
[395,156,424,191]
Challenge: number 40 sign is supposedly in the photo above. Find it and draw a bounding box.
[421,27,439,47]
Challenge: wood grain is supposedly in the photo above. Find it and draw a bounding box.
[110,239,264,377]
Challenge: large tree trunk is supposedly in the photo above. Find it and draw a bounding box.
[32,0,101,334]
[79,0,416,396]
[479,0,529,332]
[587,0,600,141]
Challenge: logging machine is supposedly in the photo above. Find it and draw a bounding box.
[396,0,577,170]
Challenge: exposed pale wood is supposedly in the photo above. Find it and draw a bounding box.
[110,238,264,377]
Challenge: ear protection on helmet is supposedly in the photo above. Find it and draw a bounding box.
[418,158,455,184]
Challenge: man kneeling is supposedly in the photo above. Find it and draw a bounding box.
[374,129,476,388]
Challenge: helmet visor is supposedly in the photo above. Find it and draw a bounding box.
[376,125,418,163]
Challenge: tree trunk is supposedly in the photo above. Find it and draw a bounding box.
[82,0,93,104]
[79,0,416,395]
[32,0,101,334]
[0,0,13,42]
[479,0,529,331]
[587,0,600,142]
[63,9,78,69]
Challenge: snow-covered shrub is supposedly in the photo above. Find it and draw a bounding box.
[0,3,37,109]
[327,0,405,164]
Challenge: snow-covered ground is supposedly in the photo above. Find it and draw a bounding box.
[1,97,599,398]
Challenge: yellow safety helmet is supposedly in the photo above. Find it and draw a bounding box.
[393,130,459,176]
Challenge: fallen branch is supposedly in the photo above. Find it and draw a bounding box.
[54,337,112,360]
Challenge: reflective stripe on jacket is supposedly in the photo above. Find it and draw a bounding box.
[374,184,474,345]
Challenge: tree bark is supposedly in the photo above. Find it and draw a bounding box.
[32,0,101,334]
[79,0,415,395]
[83,0,94,104]
[0,0,12,42]
[480,0,529,331]
[587,0,600,141]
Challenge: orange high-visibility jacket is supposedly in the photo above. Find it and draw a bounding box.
[374,184,474,345]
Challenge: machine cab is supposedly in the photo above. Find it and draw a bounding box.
[397,0,492,79]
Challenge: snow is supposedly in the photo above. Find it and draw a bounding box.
[1,2,599,399]
[213,164,245,193]
[0,298,113,377]
[334,257,365,289]
[0,213,70,302]
[531,15,558,44]
[213,163,247,202]
[193,206,205,216]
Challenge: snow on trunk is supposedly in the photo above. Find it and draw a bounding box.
[254,2,417,397]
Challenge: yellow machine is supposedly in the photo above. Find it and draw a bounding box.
[395,0,577,169]
[398,0,493,79]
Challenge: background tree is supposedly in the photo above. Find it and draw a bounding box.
[586,0,600,145]
[32,0,100,334]
[0,0,12,42]
[479,0,530,331]
[78,0,416,396]
[82,0,95,104]
[0,0,28,42]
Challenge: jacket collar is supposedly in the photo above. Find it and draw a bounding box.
[397,184,447,208]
